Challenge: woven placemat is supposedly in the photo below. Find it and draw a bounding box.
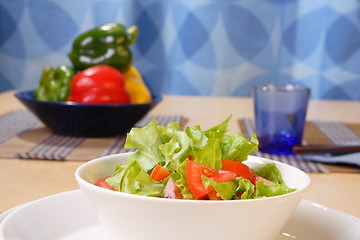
[239,118,360,173]
[0,110,185,161]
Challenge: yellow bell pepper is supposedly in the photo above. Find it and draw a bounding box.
[123,66,152,104]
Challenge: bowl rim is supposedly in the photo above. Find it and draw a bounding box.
[15,90,163,107]
[75,153,311,205]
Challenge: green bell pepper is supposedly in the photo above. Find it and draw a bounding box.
[34,65,75,102]
[68,23,138,72]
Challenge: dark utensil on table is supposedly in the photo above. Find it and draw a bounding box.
[293,145,360,154]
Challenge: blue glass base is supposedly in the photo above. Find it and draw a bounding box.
[258,135,301,155]
[258,144,294,155]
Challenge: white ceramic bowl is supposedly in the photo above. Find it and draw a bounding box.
[75,153,311,240]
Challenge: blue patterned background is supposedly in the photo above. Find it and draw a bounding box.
[1,0,360,100]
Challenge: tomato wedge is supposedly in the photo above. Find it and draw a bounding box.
[186,160,236,200]
[203,167,237,183]
[221,159,257,184]
[95,176,115,191]
[186,160,208,199]
[207,186,222,200]
[150,164,170,182]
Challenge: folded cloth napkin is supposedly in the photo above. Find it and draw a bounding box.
[302,152,360,167]
[0,110,185,161]
[239,118,360,173]
[296,121,360,168]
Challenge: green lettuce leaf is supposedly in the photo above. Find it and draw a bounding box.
[171,159,195,199]
[105,163,128,191]
[124,121,165,172]
[185,125,208,151]
[193,138,222,170]
[254,163,296,198]
[202,175,237,200]
[221,134,258,161]
[256,163,285,186]
[159,122,191,170]
[204,115,231,139]
[106,160,164,197]
[253,180,295,198]
[185,116,233,169]
[234,177,255,199]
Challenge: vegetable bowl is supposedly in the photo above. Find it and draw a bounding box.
[75,117,311,240]
[15,90,162,137]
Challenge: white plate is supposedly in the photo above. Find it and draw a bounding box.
[0,190,359,240]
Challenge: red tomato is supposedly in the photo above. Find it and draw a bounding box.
[221,159,257,184]
[150,164,171,182]
[203,167,236,183]
[95,176,115,191]
[68,65,130,104]
[186,160,208,199]
[207,186,222,200]
[186,160,236,200]
[237,191,243,199]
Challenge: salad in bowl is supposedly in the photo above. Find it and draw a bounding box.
[95,116,295,200]
[75,116,310,240]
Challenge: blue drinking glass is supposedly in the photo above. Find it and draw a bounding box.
[252,84,311,155]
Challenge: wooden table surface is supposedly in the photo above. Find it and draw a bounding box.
[1,90,360,218]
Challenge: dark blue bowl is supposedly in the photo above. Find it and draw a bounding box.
[15,90,162,137]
